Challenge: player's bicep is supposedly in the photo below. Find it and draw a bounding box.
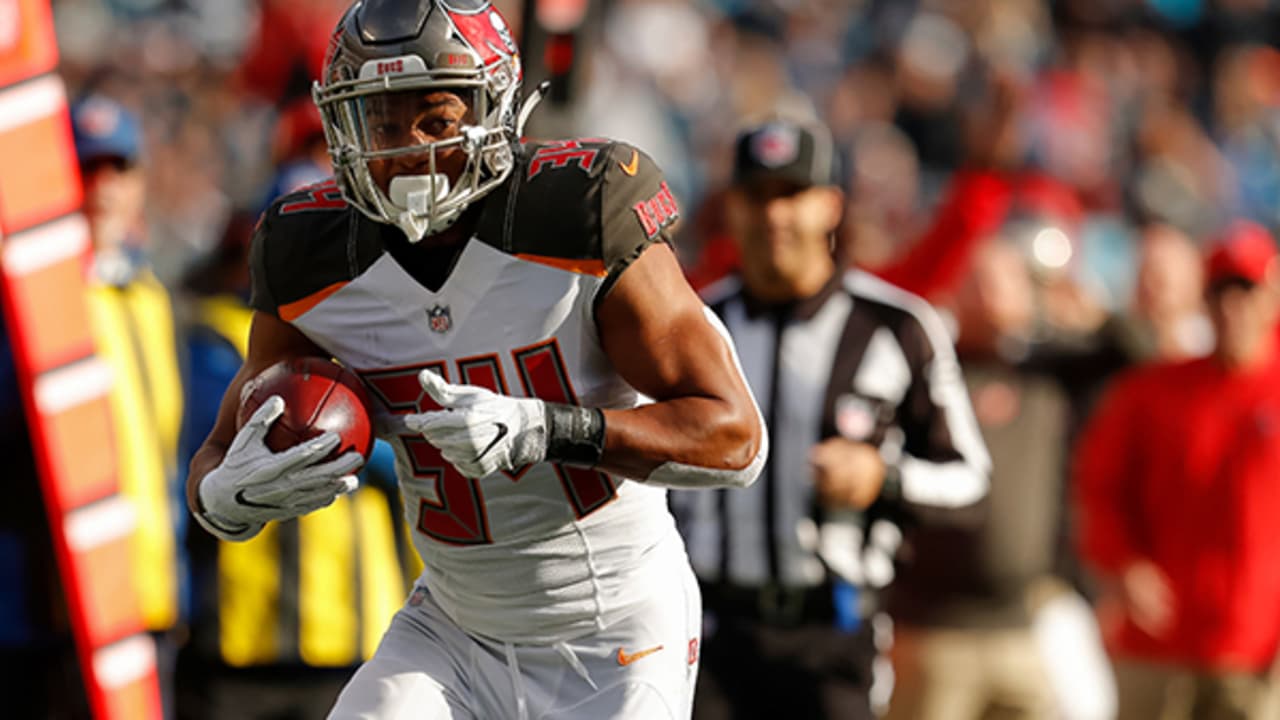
[597,243,742,404]
[594,243,763,480]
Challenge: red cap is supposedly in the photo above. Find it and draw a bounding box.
[272,99,325,163]
[1205,220,1278,286]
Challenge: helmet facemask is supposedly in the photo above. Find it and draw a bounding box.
[313,48,520,242]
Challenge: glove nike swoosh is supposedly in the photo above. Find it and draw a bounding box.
[478,422,509,460]
[235,488,283,510]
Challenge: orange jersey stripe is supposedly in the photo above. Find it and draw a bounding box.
[515,253,607,277]
[279,281,349,321]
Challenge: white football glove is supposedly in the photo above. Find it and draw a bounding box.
[404,369,548,479]
[195,395,364,541]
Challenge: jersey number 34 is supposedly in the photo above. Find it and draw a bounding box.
[362,338,617,546]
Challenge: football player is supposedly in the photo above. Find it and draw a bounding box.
[184,1,766,718]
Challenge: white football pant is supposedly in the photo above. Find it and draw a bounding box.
[330,554,702,719]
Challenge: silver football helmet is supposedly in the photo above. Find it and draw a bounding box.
[313,0,536,241]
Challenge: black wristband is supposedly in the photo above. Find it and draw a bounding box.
[544,403,606,467]
[880,462,903,502]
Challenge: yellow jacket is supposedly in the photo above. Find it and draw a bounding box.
[193,296,418,666]
[86,269,184,632]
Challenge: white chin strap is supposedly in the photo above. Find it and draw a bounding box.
[389,174,452,242]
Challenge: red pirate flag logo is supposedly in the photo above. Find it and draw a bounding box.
[442,1,522,83]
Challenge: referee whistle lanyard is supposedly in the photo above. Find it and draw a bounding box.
[819,509,864,634]
[818,391,883,634]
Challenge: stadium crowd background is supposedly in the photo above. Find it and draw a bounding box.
[50,0,1280,297]
[34,0,1280,717]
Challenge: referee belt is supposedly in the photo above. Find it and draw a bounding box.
[703,581,837,627]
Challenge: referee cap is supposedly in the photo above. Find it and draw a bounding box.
[732,119,838,189]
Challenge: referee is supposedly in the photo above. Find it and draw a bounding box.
[672,118,991,720]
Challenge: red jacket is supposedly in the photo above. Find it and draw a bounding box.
[873,169,1013,300]
[1075,352,1280,672]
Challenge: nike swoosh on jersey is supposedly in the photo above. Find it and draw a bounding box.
[478,422,509,459]
[618,150,639,176]
[616,644,664,666]
[235,489,282,509]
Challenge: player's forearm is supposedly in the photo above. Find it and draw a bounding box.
[597,396,764,486]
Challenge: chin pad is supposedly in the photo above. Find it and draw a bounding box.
[389,174,450,213]
[388,174,452,241]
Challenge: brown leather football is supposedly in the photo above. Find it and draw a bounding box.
[236,357,374,461]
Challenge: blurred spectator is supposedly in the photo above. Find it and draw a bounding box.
[1012,220,1209,457]
[887,238,1114,720]
[233,0,347,105]
[72,93,187,718]
[1129,222,1214,361]
[1075,221,1280,720]
[1214,44,1280,229]
[671,118,989,720]
[174,211,419,720]
[259,98,331,210]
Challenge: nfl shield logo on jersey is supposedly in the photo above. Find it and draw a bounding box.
[428,305,452,333]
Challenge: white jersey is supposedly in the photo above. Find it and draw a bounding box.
[249,139,689,644]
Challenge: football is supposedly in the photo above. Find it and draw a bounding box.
[236,357,375,461]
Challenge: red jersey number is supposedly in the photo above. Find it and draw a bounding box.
[526,140,605,179]
[279,179,346,214]
[362,339,617,546]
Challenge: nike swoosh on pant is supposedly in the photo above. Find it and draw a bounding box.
[478,422,509,460]
[617,645,664,666]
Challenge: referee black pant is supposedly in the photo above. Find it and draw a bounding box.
[693,583,878,720]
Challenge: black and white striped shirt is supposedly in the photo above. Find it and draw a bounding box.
[672,269,990,590]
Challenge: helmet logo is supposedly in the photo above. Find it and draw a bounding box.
[436,52,477,69]
[489,11,515,53]
[358,54,429,80]
[446,7,521,80]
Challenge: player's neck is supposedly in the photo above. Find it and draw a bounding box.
[381,209,482,293]
[415,214,477,249]
[383,202,484,251]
